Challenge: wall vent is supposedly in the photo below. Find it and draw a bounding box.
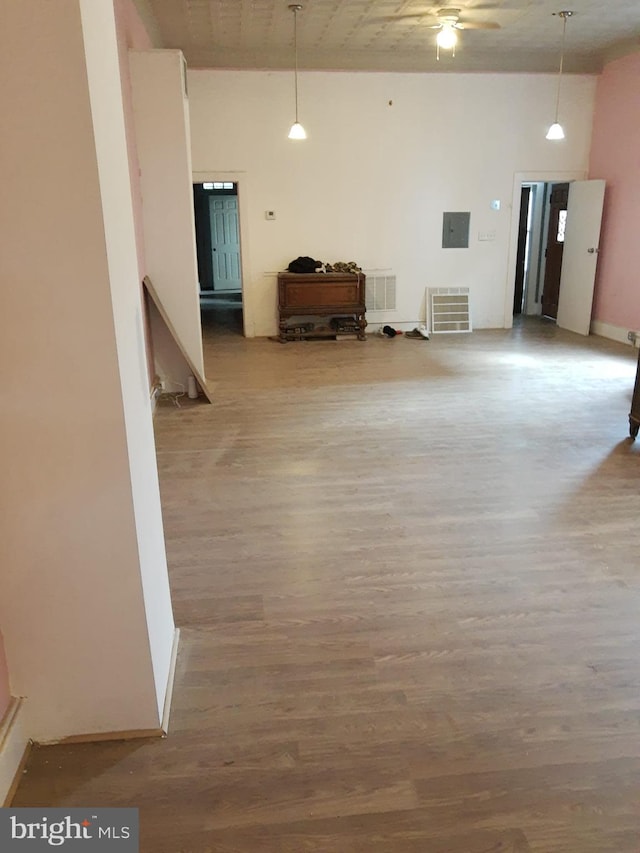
[427,287,472,334]
[364,272,396,313]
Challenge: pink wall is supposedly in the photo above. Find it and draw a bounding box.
[113,0,156,382]
[0,631,11,720]
[589,52,640,329]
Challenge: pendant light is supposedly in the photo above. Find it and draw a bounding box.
[546,10,573,141]
[288,4,306,140]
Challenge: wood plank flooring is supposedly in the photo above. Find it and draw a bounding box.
[13,318,640,852]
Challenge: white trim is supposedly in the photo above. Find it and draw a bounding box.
[0,698,29,806]
[161,628,180,734]
[591,320,637,347]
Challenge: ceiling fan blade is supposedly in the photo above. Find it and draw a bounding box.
[466,1,515,9]
[458,20,501,29]
[370,13,441,24]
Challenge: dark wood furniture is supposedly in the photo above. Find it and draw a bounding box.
[629,347,640,438]
[277,272,366,342]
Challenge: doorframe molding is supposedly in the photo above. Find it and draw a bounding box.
[192,171,254,337]
[504,170,587,329]
[512,184,532,316]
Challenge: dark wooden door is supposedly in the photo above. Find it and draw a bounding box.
[513,185,531,315]
[541,182,569,319]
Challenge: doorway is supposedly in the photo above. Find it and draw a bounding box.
[511,181,548,319]
[509,175,605,335]
[505,170,586,329]
[511,180,570,321]
[193,181,244,336]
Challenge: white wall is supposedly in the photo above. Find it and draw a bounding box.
[130,50,205,389]
[0,0,173,741]
[80,0,175,722]
[187,70,597,336]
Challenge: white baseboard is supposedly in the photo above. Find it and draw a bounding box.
[0,698,30,806]
[591,320,636,347]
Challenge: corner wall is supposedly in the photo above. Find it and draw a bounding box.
[589,51,640,332]
[130,50,205,389]
[114,0,156,386]
[0,0,174,742]
[80,0,176,724]
[114,0,152,280]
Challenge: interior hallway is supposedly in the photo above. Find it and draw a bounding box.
[13,320,640,852]
[199,293,244,338]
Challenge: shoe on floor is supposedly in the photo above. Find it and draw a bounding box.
[406,328,428,339]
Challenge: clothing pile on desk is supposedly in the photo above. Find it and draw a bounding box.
[287,256,362,274]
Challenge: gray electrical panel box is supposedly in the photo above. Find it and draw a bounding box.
[442,212,470,248]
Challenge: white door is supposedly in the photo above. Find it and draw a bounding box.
[556,179,605,336]
[209,195,241,291]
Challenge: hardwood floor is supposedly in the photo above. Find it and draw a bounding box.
[13,318,640,852]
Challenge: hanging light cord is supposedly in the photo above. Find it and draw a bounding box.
[293,8,300,123]
[553,13,569,123]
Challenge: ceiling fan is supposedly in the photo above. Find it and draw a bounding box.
[384,7,501,58]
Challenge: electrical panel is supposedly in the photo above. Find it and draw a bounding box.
[442,211,470,249]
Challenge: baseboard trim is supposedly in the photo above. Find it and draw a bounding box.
[1,630,181,776]
[591,320,636,347]
[161,627,180,735]
[24,629,181,749]
[50,728,164,746]
[1,697,31,806]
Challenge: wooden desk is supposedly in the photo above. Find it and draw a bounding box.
[277,272,367,342]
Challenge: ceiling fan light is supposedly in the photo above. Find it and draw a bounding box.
[546,122,565,140]
[288,121,307,140]
[436,24,458,50]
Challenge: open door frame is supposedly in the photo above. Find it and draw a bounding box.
[504,170,586,329]
[556,179,605,336]
[192,170,254,337]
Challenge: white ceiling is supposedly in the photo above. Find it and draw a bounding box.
[137,0,640,73]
